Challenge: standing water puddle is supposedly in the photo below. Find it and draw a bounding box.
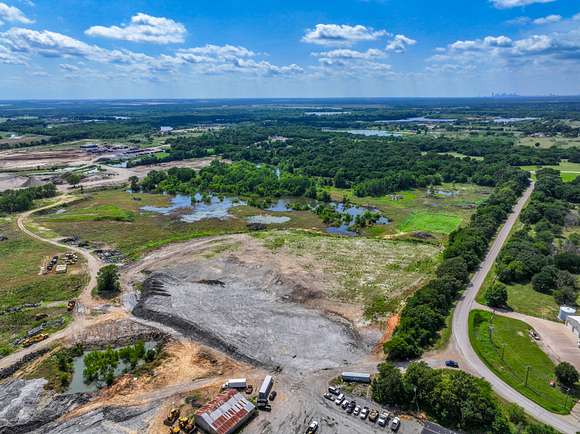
[141,193,245,222]
[65,342,157,394]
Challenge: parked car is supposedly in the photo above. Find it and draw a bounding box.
[335,394,344,405]
[377,411,390,427]
[445,360,459,368]
[391,417,401,431]
[328,386,340,395]
[269,391,277,401]
[360,407,369,420]
[353,406,361,416]
[346,403,355,414]
[323,392,334,401]
[341,400,350,409]
[306,420,319,433]
[369,409,379,423]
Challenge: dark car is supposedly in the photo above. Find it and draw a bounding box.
[269,391,277,401]
[445,360,459,368]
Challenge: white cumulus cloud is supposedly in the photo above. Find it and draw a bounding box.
[533,14,562,25]
[302,24,387,46]
[85,13,186,44]
[0,2,33,25]
[490,0,555,9]
[386,34,417,52]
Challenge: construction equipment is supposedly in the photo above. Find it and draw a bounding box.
[22,333,48,347]
[67,300,76,311]
[164,408,180,426]
[178,417,189,429]
[169,426,180,434]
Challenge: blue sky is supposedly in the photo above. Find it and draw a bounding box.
[0,0,579,98]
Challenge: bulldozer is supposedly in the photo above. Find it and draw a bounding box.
[164,408,180,426]
[178,417,189,429]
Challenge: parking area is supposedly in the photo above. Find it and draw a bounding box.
[320,386,422,434]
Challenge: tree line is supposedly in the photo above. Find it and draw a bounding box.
[0,184,57,214]
[372,361,558,434]
[385,168,530,360]
[493,169,580,307]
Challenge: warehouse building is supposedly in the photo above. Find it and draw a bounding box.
[195,389,255,434]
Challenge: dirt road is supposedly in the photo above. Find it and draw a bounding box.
[451,183,580,434]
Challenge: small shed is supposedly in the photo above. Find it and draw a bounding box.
[55,264,68,274]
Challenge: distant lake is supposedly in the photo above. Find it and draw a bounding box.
[375,117,457,124]
[326,129,402,137]
[493,117,538,123]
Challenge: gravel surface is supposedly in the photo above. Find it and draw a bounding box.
[133,255,369,372]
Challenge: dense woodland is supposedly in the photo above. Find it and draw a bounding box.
[496,170,580,306]
[0,184,57,214]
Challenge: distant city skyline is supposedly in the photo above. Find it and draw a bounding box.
[0,0,579,98]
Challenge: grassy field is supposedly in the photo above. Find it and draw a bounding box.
[0,217,87,356]
[328,183,491,236]
[255,230,441,319]
[398,212,462,234]
[518,136,580,149]
[469,310,575,414]
[33,190,326,259]
[520,160,580,182]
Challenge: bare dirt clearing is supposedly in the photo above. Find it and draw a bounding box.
[127,232,439,372]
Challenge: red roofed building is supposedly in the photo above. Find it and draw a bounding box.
[195,389,256,434]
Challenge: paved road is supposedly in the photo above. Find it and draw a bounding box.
[452,183,579,434]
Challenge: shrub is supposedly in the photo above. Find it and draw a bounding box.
[555,362,579,388]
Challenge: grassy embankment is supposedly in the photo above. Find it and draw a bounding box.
[0,217,87,356]
[469,310,576,414]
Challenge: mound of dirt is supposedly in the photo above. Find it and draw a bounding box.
[133,254,368,372]
[0,379,89,434]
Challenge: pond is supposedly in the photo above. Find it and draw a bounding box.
[65,341,157,394]
[326,203,389,236]
[246,215,291,224]
[141,193,246,223]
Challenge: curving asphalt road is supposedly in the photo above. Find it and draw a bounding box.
[452,182,579,434]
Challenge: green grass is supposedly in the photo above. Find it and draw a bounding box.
[469,310,576,414]
[327,183,490,237]
[398,211,462,234]
[34,190,326,260]
[520,160,580,182]
[518,136,580,150]
[42,204,135,222]
[0,218,88,307]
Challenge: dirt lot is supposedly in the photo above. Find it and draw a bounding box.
[124,232,434,373]
[0,148,93,171]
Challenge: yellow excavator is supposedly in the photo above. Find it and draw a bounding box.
[22,333,48,347]
[164,408,180,426]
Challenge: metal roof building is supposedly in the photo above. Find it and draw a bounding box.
[195,389,255,434]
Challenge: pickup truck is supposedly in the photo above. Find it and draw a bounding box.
[377,411,391,427]
[369,409,379,422]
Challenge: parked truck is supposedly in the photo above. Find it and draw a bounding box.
[222,378,247,389]
[258,375,273,402]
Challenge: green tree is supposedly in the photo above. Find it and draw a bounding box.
[384,333,421,360]
[129,175,140,192]
[65,173,82,187]
[554,362,579,388]
[484,282,508,308]
[531,266,559,294]
[371,362,408,406]
[96,265,120,295]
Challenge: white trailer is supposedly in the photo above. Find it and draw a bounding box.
[223,378,247,389]
[341,372,371,384]
[258,375,273,401]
